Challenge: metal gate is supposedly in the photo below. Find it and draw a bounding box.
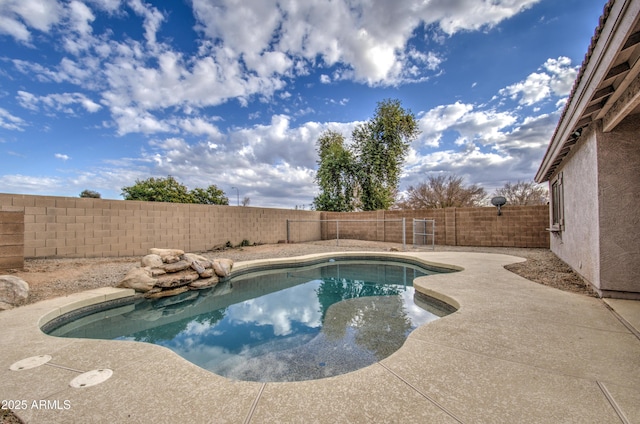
[413,219,435,250]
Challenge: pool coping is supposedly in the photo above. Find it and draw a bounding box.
[1,251,639,423]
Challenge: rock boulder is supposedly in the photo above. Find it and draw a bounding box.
[117,267,156,292]
[141,254,163,268]
[149,248,185,261]
[0,275,29,310]
[213,258,234,277]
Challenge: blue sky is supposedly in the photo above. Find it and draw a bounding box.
[0,0,605,208]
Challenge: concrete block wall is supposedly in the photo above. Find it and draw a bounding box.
[0,193,321,258]
[453,205,549,247]
[322,212,386,241]
[0,211,24,270]
[0,193,549,259]
[322,205,549,248]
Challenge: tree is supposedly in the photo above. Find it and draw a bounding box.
[241,196,251,207]
[190,185,229,205]
[353,99,419,210]
[397,175,487,209]
[313,99,419,211]
[493,180,548,205]
[121,176,228,205]
[121,176,193,203]
[313,130,357,212]
[79,189,101,198]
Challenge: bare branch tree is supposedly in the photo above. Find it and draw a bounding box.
[397,175,486,209]
[493,180,548,205]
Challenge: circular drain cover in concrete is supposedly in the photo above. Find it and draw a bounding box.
[70,369,113,388]
[10,355,52,371]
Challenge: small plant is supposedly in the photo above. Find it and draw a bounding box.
[225,241,233,248]
[239,239,251,247]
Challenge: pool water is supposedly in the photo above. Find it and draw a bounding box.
[47,259,454,382]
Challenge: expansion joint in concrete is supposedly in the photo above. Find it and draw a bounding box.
[244,382,266,424]
[597,381,630,424]
[378,362,464,424]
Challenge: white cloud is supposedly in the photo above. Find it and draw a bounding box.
[406,97,559,193]
[190,0,539,86]
[100,46,287,134]
[85,0,122,13]
[175,117,223,139]
[499,56,577,106]
[11,57,99,87]
[407,49,442,71]
[502,72,551,106]
[91,115,361,206]
[127,0,164,47]
[55,153,70,161]
[0,14,31,42]
[452,109,518,146]
[328,98,349,106]
[4,0,546,137]
[110,106,171,135]
[0,174,64,193]
[0,0,63,43]
[62,0,96,54]
[544,57,577,96]
[68,1,94,36]
[244,51,294,78]
[16,91,101,114]
[0,107,26,130]
[432,0,540,35]
[418,102,474,147]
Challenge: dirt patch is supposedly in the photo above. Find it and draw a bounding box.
[5,257,137,305]
[504,254,599,296]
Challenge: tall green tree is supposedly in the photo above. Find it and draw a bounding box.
[312,130,357,212]
[352,99,419,210]
[313,99,419,211]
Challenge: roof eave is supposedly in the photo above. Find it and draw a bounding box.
[535,0,640,183]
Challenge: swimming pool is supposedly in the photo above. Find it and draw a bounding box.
[46,258,455,382]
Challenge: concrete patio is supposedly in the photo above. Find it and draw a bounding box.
[1,251,638,423]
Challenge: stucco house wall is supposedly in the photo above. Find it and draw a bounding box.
[597,115,640,296]
[550,126,601,290]
[551,117,640,298]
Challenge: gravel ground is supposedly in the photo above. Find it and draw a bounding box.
[4,240,598,306]
[0,240,597,424]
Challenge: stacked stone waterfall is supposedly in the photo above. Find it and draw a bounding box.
[117,248,233,298]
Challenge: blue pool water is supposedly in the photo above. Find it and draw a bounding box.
[47,259,454,382]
